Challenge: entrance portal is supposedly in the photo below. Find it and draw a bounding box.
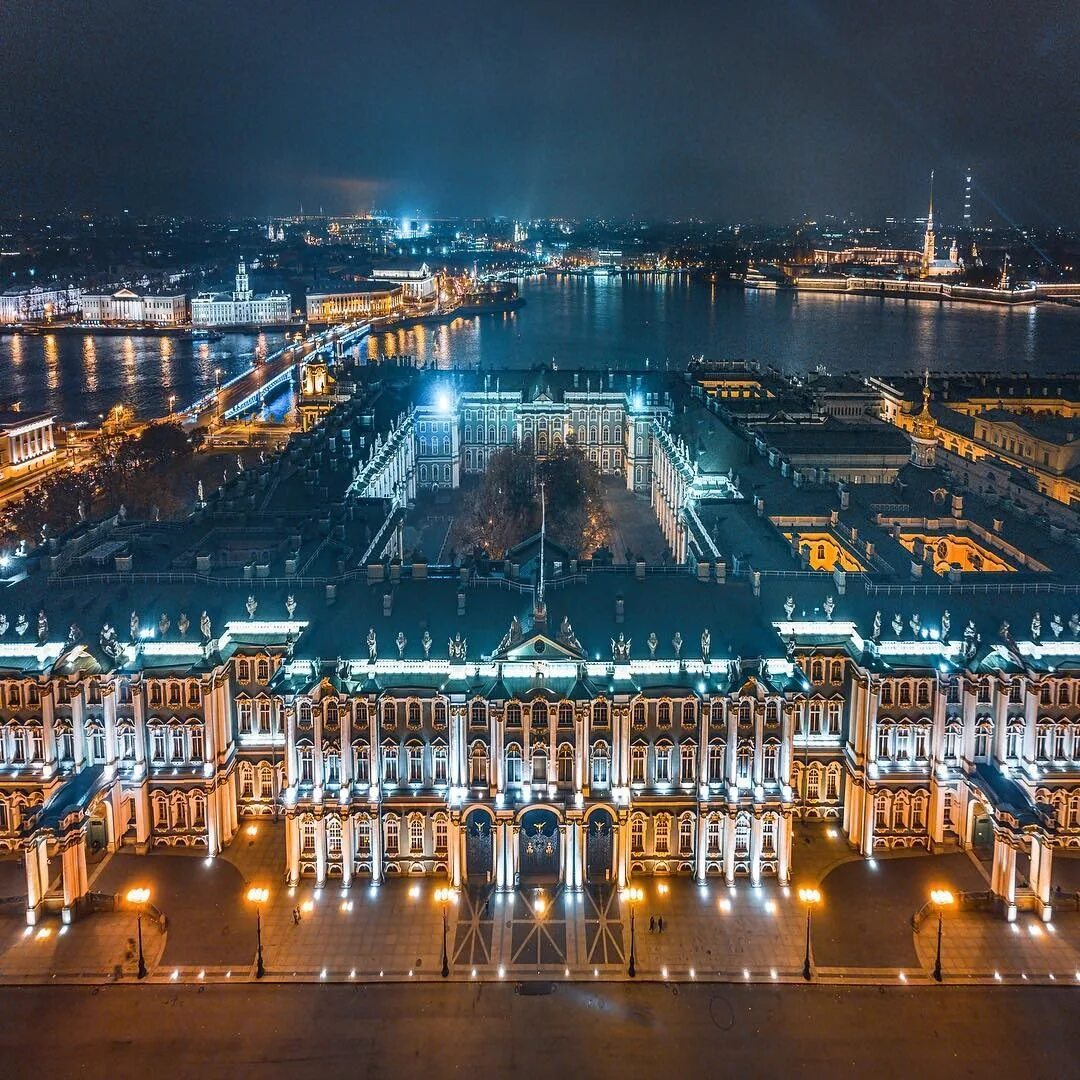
[464,810,493,882]
[971,806,993,855]
[586,810,615,884]
[519,808,560,884]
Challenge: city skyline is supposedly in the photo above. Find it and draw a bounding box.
[2,1,1078,223]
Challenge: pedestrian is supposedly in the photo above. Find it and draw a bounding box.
[649,915,656,933]
[292,906,300,925]
[484,898,490,918]
[658,915,664,934]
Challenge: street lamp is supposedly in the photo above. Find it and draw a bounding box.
[798,886,822,981]
[246,886,269,978]
[434,886,454,978]
[624,885,644,978]
[126,887,151,979]
[930,888,954,982]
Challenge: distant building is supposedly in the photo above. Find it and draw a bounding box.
[306,282,404,325]
[921,172,962,279]
[370,261,438,303]
[191,259,291,328]
[0,410,58,481]
[80,288,188,326]
[0,283,82,324]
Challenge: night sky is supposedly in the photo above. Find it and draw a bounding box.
[2,0,1078,223]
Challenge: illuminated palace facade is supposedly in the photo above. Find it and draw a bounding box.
[1,361,1078,927]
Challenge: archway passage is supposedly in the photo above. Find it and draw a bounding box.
[464,810,493,882]
[971,806,994,858]
[519,808,560,884]
[586,809,614,884]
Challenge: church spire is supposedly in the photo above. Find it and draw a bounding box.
[921,171,936,276]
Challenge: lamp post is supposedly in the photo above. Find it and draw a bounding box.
[434,886,453,977]
[246,886,269,978]
[930,888,954,982]
[798,886,821,981]
[126,887,151,979]
[625,886,644,978]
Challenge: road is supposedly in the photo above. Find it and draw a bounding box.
[2,984,1076,1079]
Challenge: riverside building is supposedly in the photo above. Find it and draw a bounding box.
[191,258,291,328]
[1,360,1078,928]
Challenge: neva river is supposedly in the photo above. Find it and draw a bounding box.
[2,276,1078,423]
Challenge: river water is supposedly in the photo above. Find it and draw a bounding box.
[2,275,1077,423]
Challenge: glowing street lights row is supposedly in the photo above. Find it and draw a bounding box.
[118,880,960,982]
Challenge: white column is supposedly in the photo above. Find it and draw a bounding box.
[694,807,708,884]
[341,816,355,885]
[723,814,736,885]
[749,814,763,886]
[777,813,792,885]
[24,839,46,925]
[285,814,300,885]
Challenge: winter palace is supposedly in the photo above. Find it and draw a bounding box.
[1,354,1078,927]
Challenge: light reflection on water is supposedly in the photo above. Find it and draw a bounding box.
[0,278,1076,422]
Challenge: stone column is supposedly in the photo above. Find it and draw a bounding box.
[370,812,384,885]
[749,814,763,886]
[341,815,355,886]
[61,835,89,915]
[1029,834,1053,922]
[777,813,792,885]
[723,813,736,886]
[41,691,57,773]
[991,833,1017,921]
[992,687,1009,765]
[285,813,300,885]
[285,704,298,788]
[860,785,876,855]
[72,695,86,770]
[694,807,708,884]
[510,824,520,888]
[24,838,47,926]
[494,820,507,889]
[448,817,462,888]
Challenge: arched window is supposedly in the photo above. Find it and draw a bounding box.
[739,701,752,725]
[633,701,646,728]
[471,701,487,727]
[654,814,670,855]
[506,703,522,727]
[736,742,753,786]
[654,740,673,784]
[763,741,779,782]
[707,814,722,855]
[680,742,696,783]
[711,701,724,727]
[591,741,609,786]
[384,816,399,854]
[256,658,270,683]
[505,743,523,784]
[630,743,647,783]
[806,765,820,801]
[325,700,338,725]
[558,702,574,728]
[561,743,578,786]
[382,741,399,784]
[326,815,342,856]
[734,813,750,856]
[406,742,423,784]
[407,702,422,728]
[682,700,696,727]
[470,742,488,784]
[708,740,726,782]
[593,700,609,727]
[531,746,548,784]
[531,702,548,730]
[433,700,448,728]
[299,701,312,725]
[432,743,448,784]
[762,814,776,856]
[657,702,672,729]
[239,761,255,798]
[408,814,424,854]
[630,814,645,852]
[678,814,694,855]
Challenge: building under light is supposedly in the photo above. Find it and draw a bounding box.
[191,258,291,328]
[0,361,1076,929]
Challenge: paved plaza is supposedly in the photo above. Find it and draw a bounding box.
[2,823,1079,986]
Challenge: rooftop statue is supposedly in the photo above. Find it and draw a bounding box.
[647,632,658,658]
[200,611,211,641]
[611,633,631,662]
[367,628,377,662]
[246,595,258,619]
[178,612,190,638]
[422,630,432,658]
[672,631,683,658]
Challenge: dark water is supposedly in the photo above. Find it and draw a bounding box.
[2,276,1077,422]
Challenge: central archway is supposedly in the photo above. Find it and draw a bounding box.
[519,808,560,884]
[585,808,615,884]
[464,808,494,882]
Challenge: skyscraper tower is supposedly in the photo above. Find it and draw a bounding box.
[921,171,936,277]
[963,169,973,228]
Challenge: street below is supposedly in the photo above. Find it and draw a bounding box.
[1,983,1076,1079]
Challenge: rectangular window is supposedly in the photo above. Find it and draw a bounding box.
[654,817,670,855]
[631,745,646,784]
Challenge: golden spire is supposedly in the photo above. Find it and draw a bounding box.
[912,368,937,439]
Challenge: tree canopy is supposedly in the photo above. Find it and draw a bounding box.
[452,444,612,558]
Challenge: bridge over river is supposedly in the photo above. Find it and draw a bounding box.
[181,320,371,427]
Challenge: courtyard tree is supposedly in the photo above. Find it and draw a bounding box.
[453,444,611,558]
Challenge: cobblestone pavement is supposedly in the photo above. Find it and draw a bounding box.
[4,825,1080,986]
